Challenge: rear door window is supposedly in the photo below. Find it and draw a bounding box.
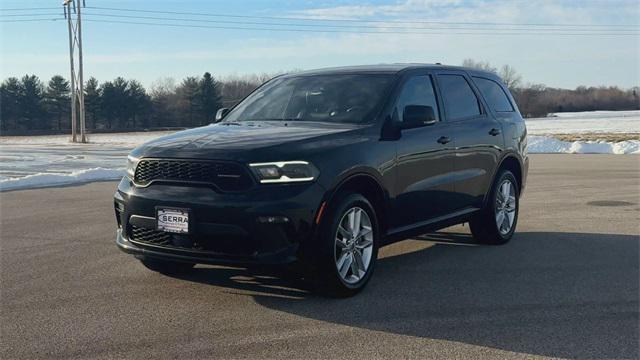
[395,75,440,123]
[473,77,514,112]
[437,74,481,120]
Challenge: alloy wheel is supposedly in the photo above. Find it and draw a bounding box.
[495,179,517,235]
[334,207,374,284]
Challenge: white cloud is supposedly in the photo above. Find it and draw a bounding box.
[291,0,639,26]
[292,0,465,19]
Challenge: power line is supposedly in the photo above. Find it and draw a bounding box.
[84,6,639,28]
[0,13,63,17]
[4,15,637,35]
[81,19,640,36]
[0,7,60,11]
[76,12,638,32]
[3,5,638,29]
[0,18,64,22]
[3,6,637,30]
[4,11,635,32]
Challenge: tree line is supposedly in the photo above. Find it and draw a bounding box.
[1,65,639,133]
[0,72,268,133]
[461,59,639,117]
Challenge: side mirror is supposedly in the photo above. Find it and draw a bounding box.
[401,105,437,129]
[215,108,229,122]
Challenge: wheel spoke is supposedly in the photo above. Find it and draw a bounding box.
[495,210,505,228]
[338,252,352,278]
[353,249,365,273]
[350,252,360,277]
[336,251,348,268]
[501,182,511,204]
[356,237,373,249]
[335,237,348,249]
[352,209,362,238]
[501,212,510,231]
[347,209,356,234]
[337,225,351,240]
[506,209,515,225]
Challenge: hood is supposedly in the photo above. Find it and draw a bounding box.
[131,121,367,161]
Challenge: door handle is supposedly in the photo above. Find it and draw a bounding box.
[437,136,451,145]
[489,128,501,136]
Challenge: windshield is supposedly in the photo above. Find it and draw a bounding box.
[224,74,394,124]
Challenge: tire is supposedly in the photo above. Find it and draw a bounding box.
[310,193,380,297]
[140,257,195,275]
[469,170,519,245]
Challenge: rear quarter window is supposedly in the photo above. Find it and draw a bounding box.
[472,77,514,112]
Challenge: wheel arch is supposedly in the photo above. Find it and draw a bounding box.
[498,155,523,194]
[323,170,390,235]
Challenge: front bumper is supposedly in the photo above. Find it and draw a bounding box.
[114,177,326,265]
[115,229,299,265]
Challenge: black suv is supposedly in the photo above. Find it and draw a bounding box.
[115,64,528,296]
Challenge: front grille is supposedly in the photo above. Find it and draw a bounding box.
[130,225,171,246]
[133,159,253,191]
[128,225,255,255]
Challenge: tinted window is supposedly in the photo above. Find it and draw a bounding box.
[224,74,394,124]
[437,75,481,120]
[473,77,514,112]
[395,75,440,123]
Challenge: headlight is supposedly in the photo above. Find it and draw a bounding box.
[249,161,319,184]
[126,155,140,179]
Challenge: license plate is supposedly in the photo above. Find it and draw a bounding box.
[157,208,190,234]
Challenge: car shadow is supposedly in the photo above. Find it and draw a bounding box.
[172,231,639,358]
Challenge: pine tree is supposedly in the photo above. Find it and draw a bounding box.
[127,80,150,128]
[100,77,129,129]
[45,75,70,130]
[200,72,222,125]
[0,77,21,131]
[177,76,201,127]
[84,77,101,130]
[17,75,46,130]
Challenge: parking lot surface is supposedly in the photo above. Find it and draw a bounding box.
[1,154,638,359]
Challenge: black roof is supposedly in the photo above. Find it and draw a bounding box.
[290,63,496,77]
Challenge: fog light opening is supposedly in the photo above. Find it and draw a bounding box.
[114,202,124,228]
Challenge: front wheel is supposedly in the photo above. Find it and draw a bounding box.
[469,170,519,245]
[310,193,379,297]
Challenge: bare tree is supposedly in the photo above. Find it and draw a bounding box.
[461,58,497,73]
[150,77,177,97]
[499,65,522,90]
[149,78,179,128]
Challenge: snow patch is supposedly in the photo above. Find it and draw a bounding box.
[0,168,125,191]
[528,136,640,154]
[526,110,640,135]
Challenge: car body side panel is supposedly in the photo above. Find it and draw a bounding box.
[431,70,503,210]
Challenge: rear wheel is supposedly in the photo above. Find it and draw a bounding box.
[140,257,195,275]
[469,170,519,245]
[310,193,379,297]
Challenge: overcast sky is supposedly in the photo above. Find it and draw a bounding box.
[1,0,639,89]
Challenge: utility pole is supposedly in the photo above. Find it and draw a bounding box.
[63,0,87,143]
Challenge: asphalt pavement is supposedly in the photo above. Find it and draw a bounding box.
[1,154,638,359]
